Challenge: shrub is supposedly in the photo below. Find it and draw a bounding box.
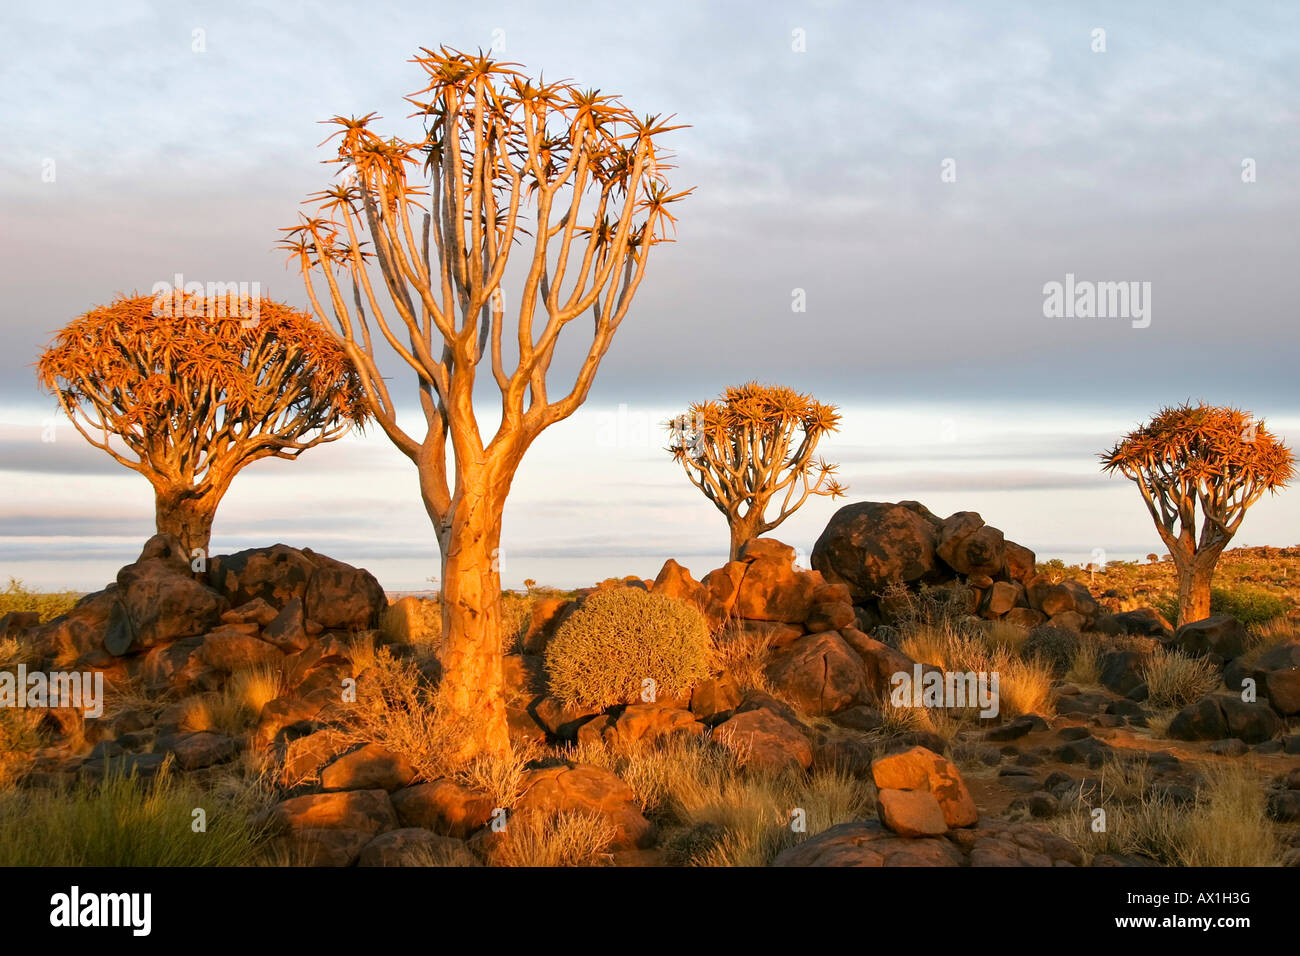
[1210,586,1288,625]
[1142,651,1219,708]
[545,588,712,711]
[0,578,80,623]
[0,765,268,865]
[490,811,617,867]
[1022,625,1080,676]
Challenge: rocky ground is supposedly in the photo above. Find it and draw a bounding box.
[0,500,1297,867]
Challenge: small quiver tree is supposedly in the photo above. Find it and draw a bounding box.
[1100,402,1293,626]
[667,382,846,561]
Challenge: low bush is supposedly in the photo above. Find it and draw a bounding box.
[545,587,711,711]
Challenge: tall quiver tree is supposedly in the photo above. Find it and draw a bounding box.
[1101,402,1293,626]
[667,383,846,561]
[281,48,689,758]
[37,292,367,556]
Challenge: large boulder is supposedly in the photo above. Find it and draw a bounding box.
[104,535,227,656]
[870,746,978,828]
[711,708,813,773]
[733,540,819,623]
[208,543,317,608]
[877,788,948,837]
[302,551,386,630]
[392,780,495,837]
[1172,615,1248,660]
[27,588,118,664]
[763,630,866,715]
[1167,696,1229,741]
[1093,608,1175,641]
[512,764,654,850]
[935,512,1005,579]
[811,501,944,603]
[772,820,964,867]
[1253,642,1300,715]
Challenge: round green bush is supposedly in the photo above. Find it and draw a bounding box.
[544,586,712,711]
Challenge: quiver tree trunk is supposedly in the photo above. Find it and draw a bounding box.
[728,510,765,562]
[153,486,218,557]
[437,488,510,758]
[1174,552,1216,627]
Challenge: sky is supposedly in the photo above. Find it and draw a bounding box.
[1,1,1298,592]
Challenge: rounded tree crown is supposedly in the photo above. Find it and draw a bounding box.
[37,291,368,435]
[1100,401,1294,492]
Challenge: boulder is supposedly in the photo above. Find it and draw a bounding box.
[651,559,707,612]
[104,536,226,655]
[198,625,285,672]
[319,743,417,792]
[763,630,866,715]
[263,598,310,654]
[392,780,495,837]
[689,675,743,724]
[711,708,813,773]
[1219,696,1283,743]
[1003,541,1037,583]
[139,636,206,693]
[604,703,705,748]
[220,598,280,627]
[513,764,654,850]
[772,820,964,867]
[160,731,238,770]
[979,581,1021,619]
[877,788,948,837]
[279,727,353,787]
[208,543,317,608]
[302,551,385,630]
[935,512,1005,578]
[811,501,943,603]
[1251,642,1300,715]
[840,627,922,697]
[1167,696,1229,741]
[1099,650,1151,696]
[700,562,747,628]
[805,601,857,633]
[734,549,819,623]
[266,788,399,836]
[1003,607,1047,630]
[0,611,40,636]
[1173,615,1248,660]
[1093,608,1174,641]
[870,746,978,828]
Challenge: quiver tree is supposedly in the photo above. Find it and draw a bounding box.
[1101,402,1293,626]
[667,383,846,560]
[280,48,689,758]
[37,292,367,555]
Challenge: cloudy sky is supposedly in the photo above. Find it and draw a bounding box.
[2,1,1298,591]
